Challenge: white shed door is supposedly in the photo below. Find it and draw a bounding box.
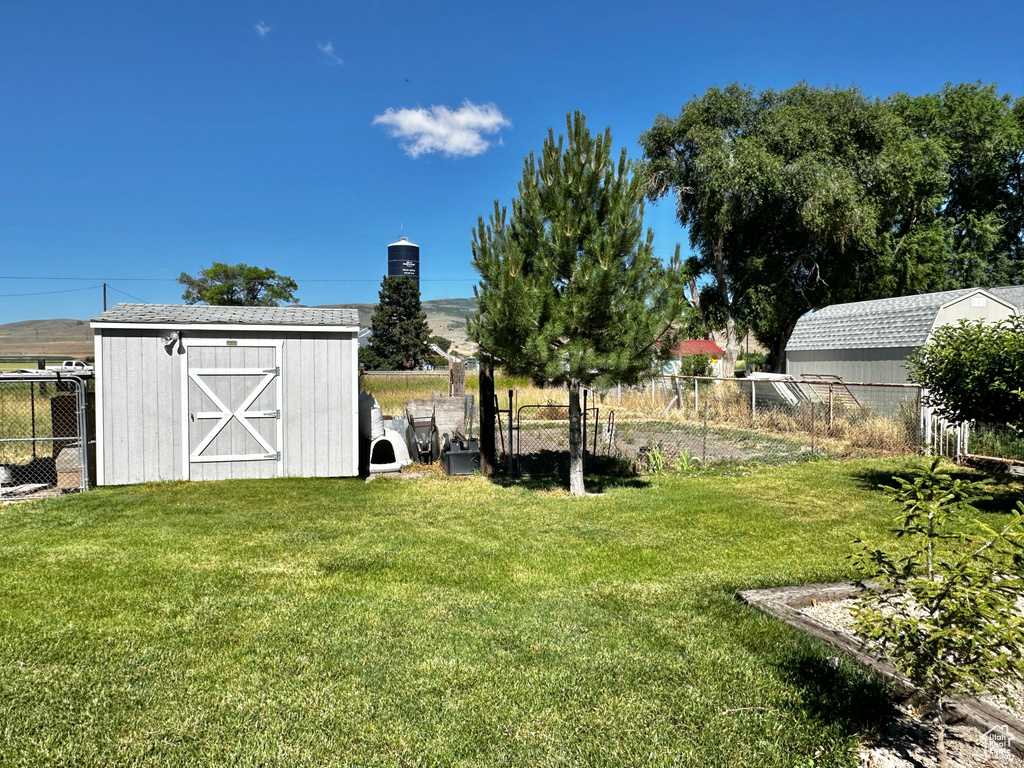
[182,341,283,480]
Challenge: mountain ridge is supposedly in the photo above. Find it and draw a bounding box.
[0,298,478,357]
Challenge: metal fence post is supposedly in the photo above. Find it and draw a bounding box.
[30,382,37,459]
[508,389,514,475]
[751,380,756,422]
[694,378,699,414]
[811,400,816,457]
[582,388,588,467]
[828,384,834,429]
[70,377,89,492]
[702,411,708,464]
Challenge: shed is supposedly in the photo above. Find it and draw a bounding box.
[91,304,360,485]
[786,288,1018,383]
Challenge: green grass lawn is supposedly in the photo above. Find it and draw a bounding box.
[0,460,1020,767]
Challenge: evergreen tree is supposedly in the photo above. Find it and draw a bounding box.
[365,276,431,370]
[470,112,688,497]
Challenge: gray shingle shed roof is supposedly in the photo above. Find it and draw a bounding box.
[786,289,1011,351]
[990,286,1024,312]
[92,303,359,327]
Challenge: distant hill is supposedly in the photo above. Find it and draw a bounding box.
[0,297,480,359]
[0,318,93,359]
[320,297,478,354]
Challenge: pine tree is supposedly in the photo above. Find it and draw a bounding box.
[470,112,688,496]
[365,276,431,370]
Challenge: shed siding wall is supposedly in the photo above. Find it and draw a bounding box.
[280,332,357,477]
[99,329,183,485]
[97,328,357,485]
[786,347,918,384]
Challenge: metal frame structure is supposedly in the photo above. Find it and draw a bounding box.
[0,371,92,497]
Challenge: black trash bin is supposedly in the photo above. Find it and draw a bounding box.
[441,431,479,475]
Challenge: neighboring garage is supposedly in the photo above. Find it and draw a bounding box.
[786,287,1019,383]
[91,304,360,485]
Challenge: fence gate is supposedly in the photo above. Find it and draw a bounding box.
[182,340,283,480]
[0,372,93,499]
[498,390,599,477]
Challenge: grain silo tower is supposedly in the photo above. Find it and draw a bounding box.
[387,237,420,283]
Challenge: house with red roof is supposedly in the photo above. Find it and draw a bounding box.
[669,339,726,377]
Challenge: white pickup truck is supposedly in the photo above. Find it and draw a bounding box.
[45,360,93,372]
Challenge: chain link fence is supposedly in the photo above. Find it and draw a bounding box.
[0,373,94,499]
[506,376,925,477]
[361,371,1020,477]
[928,416,1024,470]
[966,423,1024,463]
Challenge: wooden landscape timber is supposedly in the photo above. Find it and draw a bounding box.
[737,582,1024,758]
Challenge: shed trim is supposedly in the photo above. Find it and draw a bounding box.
[92,322,358,333]
[93,329,105,487]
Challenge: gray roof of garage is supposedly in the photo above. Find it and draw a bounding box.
[786,288,1007,351]
[92,303,359,327]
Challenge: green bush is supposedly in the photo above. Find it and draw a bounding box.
[908,316,1024,432]
[678,354,712,377]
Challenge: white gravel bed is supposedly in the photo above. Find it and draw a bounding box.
[801,598,1024,767]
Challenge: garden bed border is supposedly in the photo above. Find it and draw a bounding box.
[737,581,1024,758]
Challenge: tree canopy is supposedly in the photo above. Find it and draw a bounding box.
[470,112,688,496]
[362,275,431,371]
[178,263,299,306]
[641,82,1023,372]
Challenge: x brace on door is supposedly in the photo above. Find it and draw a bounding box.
[189,367,280,463]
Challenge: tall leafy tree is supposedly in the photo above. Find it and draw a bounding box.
[470,112,688,497]
[364,275,431,370]
[178,262,299,306]
[641,84,950,371]
[891,82,1024,287]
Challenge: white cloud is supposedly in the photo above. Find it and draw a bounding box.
[372,101,511,159]
[255,21,270,37]
[317,42,343,65]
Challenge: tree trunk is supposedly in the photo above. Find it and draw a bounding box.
[720,314,741,379]
[478,359,496,475]
[770,321,797,374]
[713,234,741,378]
[568,381,585,497]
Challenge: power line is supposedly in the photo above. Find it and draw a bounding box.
[0,285,103,298]
[1,274,479,283]
[106,285,150,303]
[0,276,177,282]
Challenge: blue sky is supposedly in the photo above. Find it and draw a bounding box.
[1,0,1021,324]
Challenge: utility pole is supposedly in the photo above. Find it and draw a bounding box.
[103,283,107,311]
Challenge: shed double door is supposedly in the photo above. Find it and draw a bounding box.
[182,340,283,480]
